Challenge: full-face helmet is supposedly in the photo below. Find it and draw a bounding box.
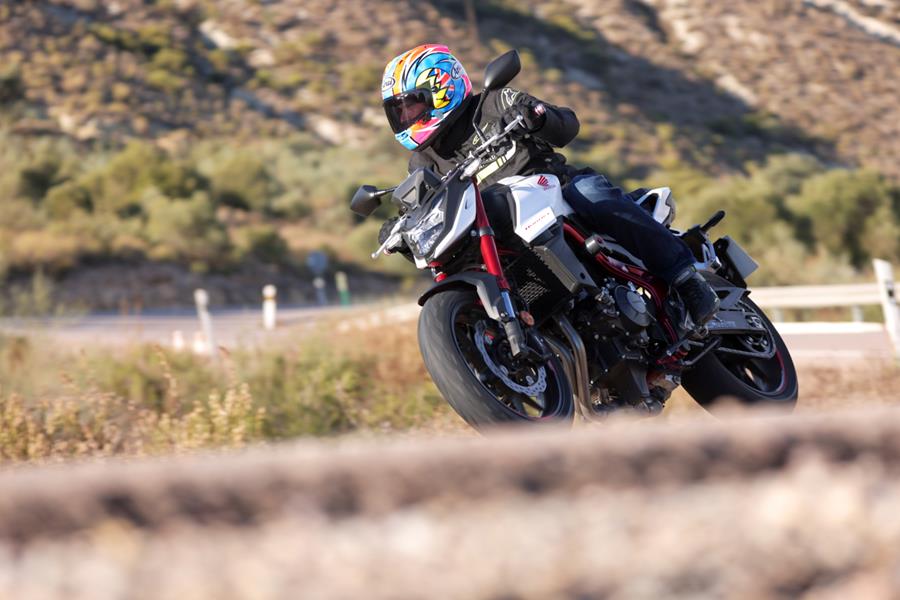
[381,44,472,150]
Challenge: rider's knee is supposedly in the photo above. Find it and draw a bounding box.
[566,174,627,207]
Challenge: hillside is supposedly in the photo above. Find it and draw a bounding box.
[5,0,900,173]
[2,0,900,309]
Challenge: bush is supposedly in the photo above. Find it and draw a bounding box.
[0,64,23,105]
[142,191,230,266]
[0,323,452,462]
[17,157,63,202]
[210,152,281,212]
[152,160,209,199]
[44,181,93,219]
[81,142,162,215]
[236,225,291,265]
[788,169,896,265]
[7,229,97,273]
[151,48,189,73]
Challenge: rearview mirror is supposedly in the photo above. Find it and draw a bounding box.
[350,185,381,217]
[483,50,521,91]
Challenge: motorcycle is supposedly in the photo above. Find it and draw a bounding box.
[351,50,798,429]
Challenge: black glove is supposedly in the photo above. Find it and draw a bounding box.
[501,100,547,136]
[378,216,399,246]
[378,216,412,259]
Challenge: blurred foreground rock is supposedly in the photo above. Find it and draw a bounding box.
[3,409,900,598]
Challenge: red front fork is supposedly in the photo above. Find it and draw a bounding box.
[472,177,510,289]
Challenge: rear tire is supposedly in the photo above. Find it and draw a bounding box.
[418,289,575,430]
[682,290,798,413]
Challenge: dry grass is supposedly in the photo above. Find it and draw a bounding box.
[1,317,897,463]
[0,321,463,463]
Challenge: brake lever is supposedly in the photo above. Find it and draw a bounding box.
[371,216,408,259]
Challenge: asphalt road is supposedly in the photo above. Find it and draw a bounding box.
[0,302,895,362]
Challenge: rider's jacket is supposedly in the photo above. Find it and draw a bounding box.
[408,88,580,188]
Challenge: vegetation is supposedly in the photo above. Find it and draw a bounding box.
[1,125,899,307]
[0,323,457,462]
[2,0,900,309]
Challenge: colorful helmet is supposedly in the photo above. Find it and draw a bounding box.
[381,44,472,150]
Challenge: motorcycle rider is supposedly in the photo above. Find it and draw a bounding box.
[379,44,720,326]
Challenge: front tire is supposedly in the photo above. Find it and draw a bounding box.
[418,289,575,430]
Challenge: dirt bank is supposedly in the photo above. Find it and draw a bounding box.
[2,408,900,598]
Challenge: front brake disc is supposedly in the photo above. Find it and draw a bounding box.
[474,321,547,396]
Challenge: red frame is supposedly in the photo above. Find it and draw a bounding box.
[562,222,678,342]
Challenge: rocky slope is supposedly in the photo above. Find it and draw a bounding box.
[4,0,899,176]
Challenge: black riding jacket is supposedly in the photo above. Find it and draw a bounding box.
[408,88,580,187]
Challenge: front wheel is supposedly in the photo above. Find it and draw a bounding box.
[418,289,575,430]
[682,290,798,413]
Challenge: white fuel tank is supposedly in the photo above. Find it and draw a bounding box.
[498,174,573,244]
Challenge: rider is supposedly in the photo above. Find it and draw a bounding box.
[379,44,720,326]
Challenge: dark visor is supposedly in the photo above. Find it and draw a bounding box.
[383,89,434,133]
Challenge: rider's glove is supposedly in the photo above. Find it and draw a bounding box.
[501,100,546,136]
[378,217,412,259]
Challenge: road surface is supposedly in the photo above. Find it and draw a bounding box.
[1,302,894,362]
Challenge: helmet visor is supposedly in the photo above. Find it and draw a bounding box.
[383,89,434,134]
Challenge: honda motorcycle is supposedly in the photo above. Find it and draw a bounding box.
[351,51,798,429]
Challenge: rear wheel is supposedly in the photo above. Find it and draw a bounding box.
[682,290,798,412]
[418,289,574,430]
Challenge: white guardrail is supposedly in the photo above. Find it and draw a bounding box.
[753,259,900,359]
[174,261,899,361]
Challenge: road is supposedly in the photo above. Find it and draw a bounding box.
[1,302,894,362]
[0,304,351,348]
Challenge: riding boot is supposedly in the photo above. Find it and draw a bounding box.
[673,267,720,326]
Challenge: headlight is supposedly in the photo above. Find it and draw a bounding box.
[405,206,445,256]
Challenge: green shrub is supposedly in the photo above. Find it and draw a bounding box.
[210,152,281,212]
[236,225,291,264]
[142,191,230,265]
[17,157,63,202]
[152,48,190,73]
[146,68,183,92]
[0,64,23,105]
[44,181,93,219]
[788,169,896,265]
[7,229,97,273]
[152,160,209,199]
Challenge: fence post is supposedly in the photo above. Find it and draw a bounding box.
[873,259,900,359]
[172,329,185,351]
[262,284,277,330]
[193,288,217,360]
[335,271,350,306]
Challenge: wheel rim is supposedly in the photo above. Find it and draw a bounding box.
[714,301,787,396]
[451,301,565,420]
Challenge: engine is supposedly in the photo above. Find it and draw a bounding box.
[574,278,676,413]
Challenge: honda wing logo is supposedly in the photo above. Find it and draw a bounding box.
[536,175,552,190]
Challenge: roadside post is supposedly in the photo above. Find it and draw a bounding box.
[313,277,327,306]
[192,331,207,355]
[873,259,900,359]
[335,271,351,306]
[262,284,277,330]
[307,251,329,306]
[193,288,217,360]
[172,329,185,351]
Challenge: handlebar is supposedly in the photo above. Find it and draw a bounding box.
[455,115,524,181]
